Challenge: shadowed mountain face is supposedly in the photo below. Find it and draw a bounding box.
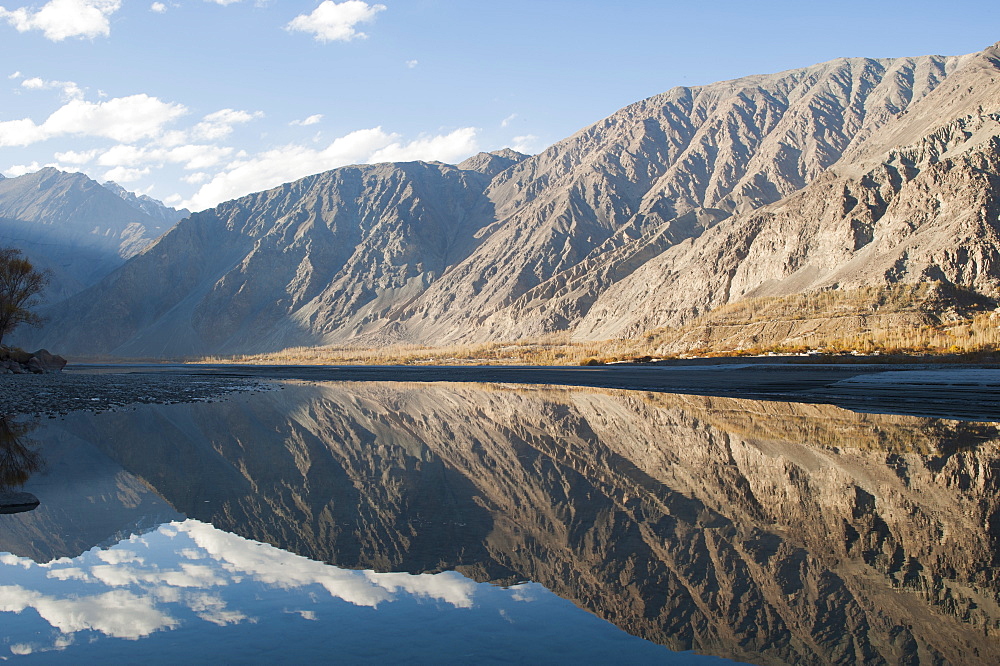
[0,169,185,305]
[36,44,1000,356]
[34,161,503,356]
[8,382,1000,664]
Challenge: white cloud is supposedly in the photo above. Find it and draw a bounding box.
[182,126,478,210]
[511,134,541,154]
[4,161,44,177]
[96,143,154,167]
[8,70,22,79]
[96,142,235,171]
[287,0,386,42]
[0,0,122,41]
[54,148,99,164]
[150,2,166,12]
[368,127,478,163]
[102,166,150,182]
[183,172,211,184]
[167,144,235,169]
[183,127,393,210]
[501,113,517,128]
[192,108,262,141]
[19,76,84,100]
[290,114,323,127]
[46,96,185,142]
[0,94,187,147]
[405,59,418,69]
[3,160,86,177]
[206,0,242,4]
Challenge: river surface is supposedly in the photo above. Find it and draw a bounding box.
[3,380,1000,664]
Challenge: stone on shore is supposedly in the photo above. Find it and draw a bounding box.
[29,349,67,373]
[0,491,40,514]
[0,347,67,374]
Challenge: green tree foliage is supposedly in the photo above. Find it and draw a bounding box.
[0,247,48,347]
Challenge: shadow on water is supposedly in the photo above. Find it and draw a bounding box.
[0,416,42,514]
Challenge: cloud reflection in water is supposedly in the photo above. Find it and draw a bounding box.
[0,518,679,663]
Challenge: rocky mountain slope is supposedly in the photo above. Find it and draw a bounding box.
[31,161,504,355]
[578,44,1000,340]
[0,169,184,303]
[25,42,1000,356]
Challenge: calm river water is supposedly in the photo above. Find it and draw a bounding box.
[3,380,1000,664]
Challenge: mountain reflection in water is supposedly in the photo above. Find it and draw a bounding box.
[4,380,1000,664]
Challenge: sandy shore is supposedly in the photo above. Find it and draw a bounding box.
[4,361,1000,421]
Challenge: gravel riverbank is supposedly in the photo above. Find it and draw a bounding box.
[0,371,270,417]
[6,360,1000,421]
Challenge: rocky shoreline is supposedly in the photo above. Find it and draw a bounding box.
[0,370,271,418]
[0,348,67,375]
[6,361,1000,422]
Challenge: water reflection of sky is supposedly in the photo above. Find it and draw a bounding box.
[0,519,733,664]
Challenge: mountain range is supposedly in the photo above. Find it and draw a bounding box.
[0,170,187,304]
[8,41,1000,357]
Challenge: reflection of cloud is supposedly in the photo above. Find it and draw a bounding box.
[509,583,538,603]
[89,561,227,588]
[0,518,484,652]
[97,548,142,565]
[187,520,478,608]
[0,585,179,639]
[8,634,74,657]
[47,567,89,581]
[184,591,249,626]
[367,571,477,608]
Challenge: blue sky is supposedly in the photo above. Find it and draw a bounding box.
[1,0,998,211]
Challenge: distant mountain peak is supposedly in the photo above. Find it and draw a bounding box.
[458,149,530,178]
[0,169,182,306]
[102,181,190,226]
[491,147,531,160]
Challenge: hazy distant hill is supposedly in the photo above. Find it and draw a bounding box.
[27,42,1000,357]
[102,181,190,231]
[0,169,184,303]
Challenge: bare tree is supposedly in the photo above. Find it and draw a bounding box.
[0,247,48,347]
